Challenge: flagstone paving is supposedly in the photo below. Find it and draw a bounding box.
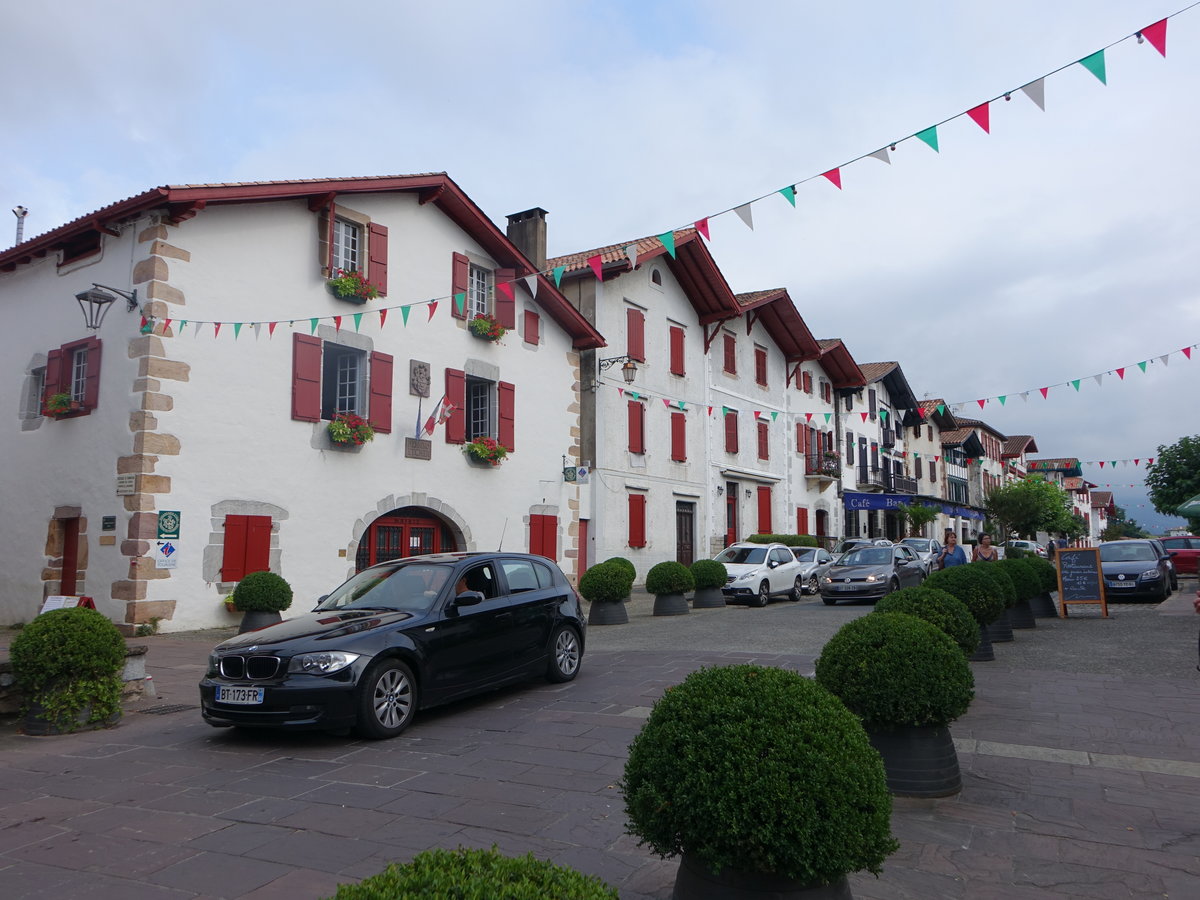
[0,584,1197,898]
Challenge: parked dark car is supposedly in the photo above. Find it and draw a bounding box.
[819,544,925,605]
[1146,538,1180,591]
[199,552,585,739]
[1099,540,1171,602]
[1160,535,1200,576]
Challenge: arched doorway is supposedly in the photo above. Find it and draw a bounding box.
[355,506,461,572]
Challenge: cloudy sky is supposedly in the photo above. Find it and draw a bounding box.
[3,0,1196,530]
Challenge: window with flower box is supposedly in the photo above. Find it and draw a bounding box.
[316,202,388,296]
[291,333,392,433]
[444,368,515,450]
[450,252,515,328]
[42,336,101,418]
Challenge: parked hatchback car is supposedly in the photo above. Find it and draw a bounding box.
[1160,535,1200,576]
[789,546,836,594]
[900,537,942,574]
[1098,540,1171,602]
[199,552,586,739]
[819,544,925,605]
[1005,539,1047,558]
[1147,538,1179,591]
[714,542,803,606]
[832,537,893,556]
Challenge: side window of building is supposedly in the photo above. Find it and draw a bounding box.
[43,337,102,418]
[291,334,393,433]
[450,252,515,328]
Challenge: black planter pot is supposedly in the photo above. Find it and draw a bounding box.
[968,624,994,662]
[866,724,962,798]
[587,600,629,625]
[653,592,690,616]
[673,853,852,900]
[1009,598,1037,629]
[238,609,283,633]
[1029,591,1059,617]
[22,699,121,736]
[692,586,726,609]
[987,609,1014,643]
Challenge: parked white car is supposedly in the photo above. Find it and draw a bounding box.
[714,542,804,606]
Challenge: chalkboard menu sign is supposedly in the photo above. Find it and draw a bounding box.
[1055,548,1109,617]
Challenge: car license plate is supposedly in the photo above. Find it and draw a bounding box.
[1107,582,1136,589]
[216,686,264,705]
[835,583,857,591]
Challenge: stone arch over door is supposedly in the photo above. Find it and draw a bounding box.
[349,494,472,576]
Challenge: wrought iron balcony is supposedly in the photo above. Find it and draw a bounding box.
[892,474,918,494]
[805,453,842,479]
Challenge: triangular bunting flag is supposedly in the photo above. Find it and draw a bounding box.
[824,413,832,424]
[496,279,514,301]
[879,409,888,421]
[1093,374,1103,387]
[662,399,671,409]
[427,301,438,321]
[917,406,927,419]
[915,126,939,152]
[1115,367,1125,380]
[1183,346,1193,360]
[1021,78,1046,111]
[1111,461,1117,468]
[1039,387,1049,399]
[771,411,779,422]
[1071,380,1080,391]
[1020,392,1029,402]
[936,404,945,416]
[977,399,986,409]
[214,323,222,338]
[678,401,686,411]
[333,316,342,332]
[454,292,465,316]
[379,309,387,329]
[734,203,754,230]
[934,456,940,463]
[309,318,319,334]
[1148,457,1154,465]
[1140,19,1168,57]
[163,318,173,333]
[998,395,1007,405]
[694,218,710,241]
[400,306,411,326]
[587,255,604,281]
[552,266,566,288]
[708,406,713,416]
[268,322,278,337]
[860,412,868,422]
[779,185,796,207]
[821,168,842,190]
[722,406,733,416]
[617,387,625,397]
[523,275,538,297]
[251,322,261,339]
[233,323,243,339]
[628,392,640,401]
[625,244,639,270]
[658,230,677,257]
[753,410,762,420]
[1099,461,1105,469]
[805,413,813,422]
[867,147,891,165]
[353,313,363,332]
[1137,361,1147,373]
[966,102,990,133]
[1079,50,1106,85]
[178,320,187,333]
[1134,459,1140,466]
[1159,354,1169,367]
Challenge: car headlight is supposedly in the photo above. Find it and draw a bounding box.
[207,652,220,676]
[288,651,361,675]
[821,576,833,584]
[1140,569,1161,579]
[734,572,756,582]
[864,574,878,583]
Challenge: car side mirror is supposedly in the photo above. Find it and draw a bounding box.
[313,594,329,611]
[768,560,778,569]
[453,590,484,608]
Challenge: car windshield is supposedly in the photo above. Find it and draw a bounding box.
[839,548,892,566]
[1099,543,1156,563]
[901,539,931,552]
[792,549,816,562]
[317,563,452,613]
[716,547,767,565]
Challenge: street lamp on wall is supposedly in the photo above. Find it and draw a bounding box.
[75,284,138,331]
[597,355,638,385]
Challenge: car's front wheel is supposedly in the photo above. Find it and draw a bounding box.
[756,582,770,607]
[821,594,837,606]
[806,575,819,595]
[790,577,804,602]
[355,659,417,740]
[547,625,581,683]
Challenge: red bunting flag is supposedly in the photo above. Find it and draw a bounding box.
[1183,347,1192,360]
[966,102,990,133]
[163,318,172,331]
[1148,457,1154,465]
[1115,367,1125,379]
[214,323,221,337]
[1039,387,1049,399]
[805,413,813,422]
[860,412,868,422]
[1134,459,1140,466]
[694,218,710,241]
[617,387,625,397]
[268,321,278,337]
[977,399,986,409]
[1140,19,1167,57]
[333,316,342,332]
[662,399,671,409]
[496,279,514,301]
[586,255,603,281]
[379,309,388,328]
[934,456,940,462]
[1099,461,1105,468]
[708,406,713,416]
[917,406,926,419]
[822,168,842,190]
[427,301,438,321]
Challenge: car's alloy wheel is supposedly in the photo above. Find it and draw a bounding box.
[790,577,804,602]
[887,578,900,595]
[547,626,581,682]
[806,575,819,595]
[756,582,770,607]
[355,659,416,740]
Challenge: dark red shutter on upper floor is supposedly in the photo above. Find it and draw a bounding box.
[628,494,646,548]
[451,252,469,319]
[368,224,388,296]
[626,308,645,362]
[368,351,393,434]
[81,337,101,412]
[724,410,738,453]
[291,334,322,422]
[670,412,686,461]
[445,368,466,443]
[723,334,736,373]
[523,310,540,345]
[754,348,767,386]
[42,348,63,407]
[498,381,515,450]
[757,486,772,534]
[628,400,645,454]
[757,421,769,460]
[669,326,685,375]
[796,422,805,455]
[802,371,813,394]
[495,267,516,329]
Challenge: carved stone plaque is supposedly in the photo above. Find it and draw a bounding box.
[405,438,432,460]
[410,360,431,398]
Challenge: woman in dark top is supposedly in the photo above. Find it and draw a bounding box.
[973,533,999,562]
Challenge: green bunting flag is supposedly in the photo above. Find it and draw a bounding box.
[400,305,411,326]
[1137,360,1147,373]
[1071,379,1081,391]
[779,185,796,207]
[658,230,677,259]
[879,409,888,421]
[233,323,242,339]
[824,413,832,424]
[771,411,779,422]
[309,318,319,334]
[552,266,566,288]
[454,292,465,316]
[353,313,363,332]
[916,126,939,152]
[998,395,1007,405]
[936,404,945,416]
[722,406,733,416]
[1079,50,1106,85]
[178,320,187,332]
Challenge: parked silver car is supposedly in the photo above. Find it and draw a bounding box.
[789,546,836,594]
[820,544,926,605]
[900,537,942,574]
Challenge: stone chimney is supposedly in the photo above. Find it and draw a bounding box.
[505,208,548,271]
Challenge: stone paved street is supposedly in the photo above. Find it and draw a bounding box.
[1,584,1198,898]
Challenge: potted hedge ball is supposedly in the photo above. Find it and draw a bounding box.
[622,664,898,899]
[924,565,1006,661]
[690,559,728,608]
[645,560,694,616]
[11,607,126,735]
[815,612,975,798]
[997,558,1040,629]
[231,570,294,633]
[1021,555,1060,617]
[874,586,980,656]
[579,560,633,626]
[974,563,1017,643]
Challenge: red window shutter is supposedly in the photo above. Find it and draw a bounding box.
[221,516,248,582]
[498,381,515,450]
[723,334,736,373]
[523,310,540,345]
[317,203,335,273]
[245,516,272,575]
[43,348,64,406]
[451,252,470,319]
[530,514,558,561]
[291,334,322,422]
[627,400,645,453]
[795,422,804,455]
[367,224,388,296]
[757,486,772,534]
[755,348,767,386]
[670,411,686,462]
[802,371,813,394]
[628,494,646,548]
[495,267,516,329]
[626,308,645,362]
[797,507,810,535]
[669,326,685,375]
[757,421,769,460]
[368,351,393,434]
[724,410,738,453]
[930,461,937,481]
[445,368,466,443]
[81,338,101,411]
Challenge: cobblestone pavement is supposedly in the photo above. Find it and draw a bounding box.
[0,581,1197,898]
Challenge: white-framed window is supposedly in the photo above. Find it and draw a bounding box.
[332,218,362,273]
[466,376,494,440]
[25,366,46,419]
[70,347,89,403]
[468,264,492,318]
[321,342,365,419]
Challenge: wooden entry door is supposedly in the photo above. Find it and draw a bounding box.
[675,502,695,566]
[724,483,738,547]
[356,509,458,571]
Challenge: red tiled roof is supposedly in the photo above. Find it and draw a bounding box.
[733,289,820,361]
[940,428,976,446]
[1002,435,1039,458]
[955,416,1007,440]
[1027,457,1081,470]
[1090,491,1114,509]
[814,338,866,388]
[547,229,698,275]
[858,361,899,384]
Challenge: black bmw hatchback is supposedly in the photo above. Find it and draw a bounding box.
[199,552,585,739]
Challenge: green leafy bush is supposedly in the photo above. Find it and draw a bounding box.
[875,587,980,655]
[602,556,636,583]
[745,533,818,547]
[974,562,1017,608]
[1023,555,1059,593]
[1005,545,1027,559]
[622,664,897,883]
[325,846,617,900]
[644,560,695,595]
[815,613,974,730]
[689,559,728,590]
[925,565,1006,624]
[10,608,126,731]
[231,571,293,613]
[578,561,633,604]
[996,558,1039,602]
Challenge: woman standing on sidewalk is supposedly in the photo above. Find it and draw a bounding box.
[937,532,968,569]
[973,533,999,562]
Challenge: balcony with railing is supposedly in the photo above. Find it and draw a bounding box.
[804,452,842,481]
[856,467,887,491]
[892,473,918,494]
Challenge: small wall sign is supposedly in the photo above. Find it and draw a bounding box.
[405,438,432,460]
[157,510,181,540]
[101,516,116,531]
[116,474,136,496]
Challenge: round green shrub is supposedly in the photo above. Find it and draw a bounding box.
[875,586,980,655]
[644,560,695,595]
[996,558,1039,602]
[622,664,897,883]
[974,562,1017,608]
[1024,555,1059,593]
[745,533,818,547]
[689,558,728,590]
[816,613,975,730]
[1005,544,1027,559]
[231,571,293,613]
[602,556,636,583]
[925,565,1006,624]
[324,846,617,900]
[10,607,126,731]
[578,561,633,604]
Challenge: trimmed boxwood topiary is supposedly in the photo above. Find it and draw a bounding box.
[644,560,694,595]
[602,556,636,583]
[816,613,975,730]
[578,560,633,604]
[875,586,980,655]
[974,562,1017,608]
[622,664,898,884]
[925,564,1006,624]
[1024,555,1059,593]
[10,607,126,732]
[997,558,1039,602]
[689,558,728,590]
[231,571,293,613]
[324,846,618,899]
[745,533,819,547]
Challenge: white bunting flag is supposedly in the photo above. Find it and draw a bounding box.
[1093,374,1103,387]
[1021,78,1046,111]
[253,323,262,340]
[625,243,639,270]
[1159,354,1169,367]
[734,202,755,231]
[523,275,538,298]
[867,147,891,165]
